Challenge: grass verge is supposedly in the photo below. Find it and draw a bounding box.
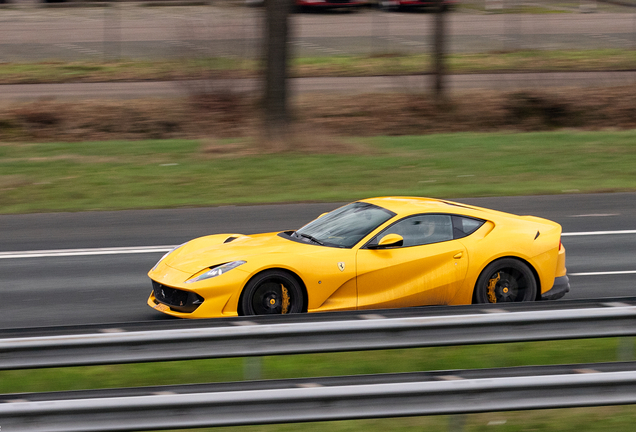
[0,49,635,84]
[2,130,636,214]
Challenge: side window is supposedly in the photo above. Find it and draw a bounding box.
[452,215,486,239]
[371,214,453,247]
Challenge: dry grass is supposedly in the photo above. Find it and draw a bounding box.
[2,86,636,145]
[0,175,31,190]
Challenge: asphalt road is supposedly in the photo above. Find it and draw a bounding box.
[1,193,635,329]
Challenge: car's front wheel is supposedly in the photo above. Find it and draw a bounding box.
[473,258,537,304]
[240,270,305,315]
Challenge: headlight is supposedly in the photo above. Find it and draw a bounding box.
[186,260,246,284]
[151,242,187,271]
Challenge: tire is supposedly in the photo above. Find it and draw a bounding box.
[240,270,305,316]
[473,258,537,304]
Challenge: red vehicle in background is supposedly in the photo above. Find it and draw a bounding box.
[297,0,367,8]
[246,0,454,11]
[379,0,457,10]
[246,0,367,9]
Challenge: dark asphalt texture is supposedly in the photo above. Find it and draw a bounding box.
[1,193,635,329]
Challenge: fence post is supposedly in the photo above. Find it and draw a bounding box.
[433,0,447,100]
[104,0,121,62]
[262,0,293,149]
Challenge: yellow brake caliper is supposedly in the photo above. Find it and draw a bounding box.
[281,284,290,314]
[487,273,500,303]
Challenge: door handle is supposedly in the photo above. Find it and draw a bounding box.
[453,252,463,259]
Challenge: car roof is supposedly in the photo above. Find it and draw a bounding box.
[359,196,497,219]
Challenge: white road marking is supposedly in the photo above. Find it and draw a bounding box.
[559,230,636,277]
[99,328,127,333]
[562,230,636,237]
[482,308,509,314]
[0,246,175,259]
[55,43,101,57]
[358,314,386,320]
[569,214,619,217]
[569,270,636,277]
[603,302,632,308]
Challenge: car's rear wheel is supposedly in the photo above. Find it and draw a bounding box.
[473,258,537,304]
[240,270,305,315]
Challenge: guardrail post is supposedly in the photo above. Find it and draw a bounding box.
[618,337,634,361]
[244,357,262,380]
[449,414,466,432]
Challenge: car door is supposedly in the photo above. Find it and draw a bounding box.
[301,247,359,313]
[356,214,468,309]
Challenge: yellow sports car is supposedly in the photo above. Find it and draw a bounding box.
[148,197,569,318]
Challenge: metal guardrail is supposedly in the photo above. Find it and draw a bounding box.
[2,300,636,369]
[3,362,636,432]
[2,299,636,431]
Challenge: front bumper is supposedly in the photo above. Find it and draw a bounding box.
[147,286,237,318]
[541,275,570,300]
[148,261,247,318]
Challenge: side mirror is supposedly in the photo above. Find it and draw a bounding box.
[374,233,403,249]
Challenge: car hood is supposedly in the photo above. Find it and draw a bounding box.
[163,232,313,275]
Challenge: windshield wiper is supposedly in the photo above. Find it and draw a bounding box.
[298,233,324,246]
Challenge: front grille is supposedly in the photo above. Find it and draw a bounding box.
[152,281,204,313]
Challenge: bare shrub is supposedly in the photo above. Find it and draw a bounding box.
[13,104,62,127]
[505,92,578,129]
[2,86,636,146]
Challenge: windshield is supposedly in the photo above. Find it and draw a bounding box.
[293,202,395,248]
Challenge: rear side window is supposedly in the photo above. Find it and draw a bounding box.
[452,216,485,239]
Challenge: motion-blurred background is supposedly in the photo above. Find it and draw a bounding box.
[2,1,636,431]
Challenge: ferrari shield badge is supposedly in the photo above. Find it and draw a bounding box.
[338,262,346,272]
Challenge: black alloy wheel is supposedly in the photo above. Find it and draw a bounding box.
[473,258,537,304]
[241,270,305,315]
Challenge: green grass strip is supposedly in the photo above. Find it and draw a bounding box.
[2,131,636,214]
[0,48,635,84]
